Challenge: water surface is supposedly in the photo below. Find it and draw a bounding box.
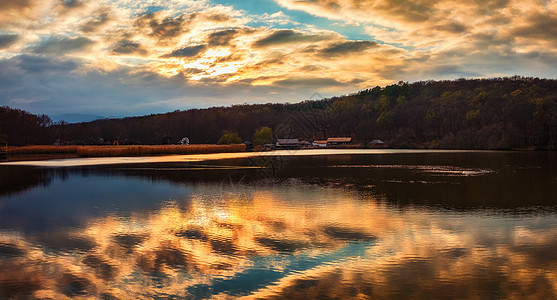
[1,150,556,299]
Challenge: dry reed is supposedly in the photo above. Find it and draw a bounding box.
[77,144,246,157]
[5,144,246,157]
[5,145,80,154]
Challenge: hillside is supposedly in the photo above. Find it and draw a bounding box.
[2,77,557,149]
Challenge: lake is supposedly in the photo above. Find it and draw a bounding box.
[1,150,557,299]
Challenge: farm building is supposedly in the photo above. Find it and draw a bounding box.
[312,140,327,147]
[369,139,387,148]
[276,139,300,149]
[326,137,352,146]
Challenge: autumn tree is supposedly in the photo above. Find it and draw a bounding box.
[217,131,242,144]
[253,126,273,145]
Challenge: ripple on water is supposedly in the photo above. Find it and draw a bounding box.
[328,164,495,176]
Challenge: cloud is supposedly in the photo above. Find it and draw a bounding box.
[206,29,241,46]
[1,0,556,116]
[111,40,148,55]
[0,0,33,10]
[165,45,207,58]
[509,13,557,44]
[196,11,231,23]
[31,36,94,54]
[253,29,331,47]
[0,0,47,27]
[258,11,298,25]
[319,40,377,56]
[297,64,324,72]
[426,64,484,78]
[271,0,533,45]
[272,77,347,88]
[61,0,82,9]
[1,0,382,116]
[79,8,112,33]
[15,55,79,73]
[135,12,190,41]
[0,34,19,48]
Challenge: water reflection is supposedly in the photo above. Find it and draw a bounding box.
[1,151,557,299]
[1,182,557,298]
[0,166,54,197]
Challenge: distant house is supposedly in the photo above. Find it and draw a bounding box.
[369,139,387,148]
[276,138,299,149]
[326,137,352,146]
[312,140,327,147]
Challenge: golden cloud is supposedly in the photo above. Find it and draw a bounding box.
[3,0,557,112]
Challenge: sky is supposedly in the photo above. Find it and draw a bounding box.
[1,0,557,117]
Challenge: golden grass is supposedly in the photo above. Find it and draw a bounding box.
[4,144,246,157]
[4,145,79,154]
[77,144,246,157]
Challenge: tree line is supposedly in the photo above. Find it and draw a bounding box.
[2,76,557,149]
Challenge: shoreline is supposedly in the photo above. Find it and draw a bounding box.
[0,148,529,168]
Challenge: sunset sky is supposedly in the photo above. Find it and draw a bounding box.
[1,0,556,117]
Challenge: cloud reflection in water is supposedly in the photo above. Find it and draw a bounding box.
[1,182,557,299]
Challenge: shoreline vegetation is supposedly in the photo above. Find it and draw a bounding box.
[2,77,557,150]
[1,144,246,157]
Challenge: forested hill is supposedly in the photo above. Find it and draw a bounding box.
[2,77,557,149]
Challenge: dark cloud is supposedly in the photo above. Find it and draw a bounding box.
[510,13,557,44]
[80,9,111,33]
[0,34,19,48]
[238,57,286,73]
[135,13,189,40]
[254,29,329,47]
[320,41,377,56]
[467,32,514,51]
[165,45,207,58]
[61,0,82,8]
[433,22,468,34]
[202,13,231,22]
[207,29,240,46]
[31,36,94,54]
[212,53,245,64]
[111,40,147,55]
[297,65,324,72]
[182,68,205,75]
[16,55,79,73]
[472,0,509,13]
[375,0,435,23]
